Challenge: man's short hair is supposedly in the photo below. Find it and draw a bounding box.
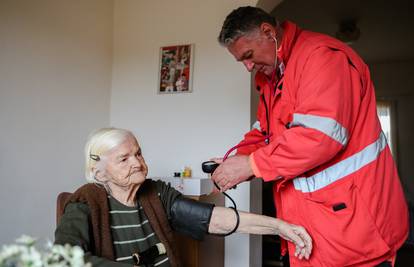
[218,6,277,47]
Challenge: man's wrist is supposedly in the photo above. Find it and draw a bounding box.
[248,153,262,178]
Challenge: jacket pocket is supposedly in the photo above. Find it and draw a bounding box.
[298,178,390,266]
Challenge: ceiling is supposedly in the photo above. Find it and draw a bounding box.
[271,0,414,63]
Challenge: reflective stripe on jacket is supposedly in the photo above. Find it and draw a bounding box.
[238,21,409,266]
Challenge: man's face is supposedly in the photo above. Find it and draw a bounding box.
[101,135,148,189]
[227,32,276,77]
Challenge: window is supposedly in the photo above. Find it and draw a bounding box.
[377,100,396,156]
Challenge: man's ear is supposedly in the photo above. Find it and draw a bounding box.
[260,22,277,40]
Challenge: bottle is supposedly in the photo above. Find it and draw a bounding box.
[183,166,192,178]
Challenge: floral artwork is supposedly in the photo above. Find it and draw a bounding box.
[158,44,193,94]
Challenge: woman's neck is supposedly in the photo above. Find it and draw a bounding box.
[107,183,140,207]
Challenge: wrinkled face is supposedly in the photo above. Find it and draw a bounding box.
[100,135,148,188]
[227,32,276,77]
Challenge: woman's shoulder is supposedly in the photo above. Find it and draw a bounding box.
[140,179,182,219]
[65,201,90,214]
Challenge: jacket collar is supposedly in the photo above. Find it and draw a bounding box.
[255,21,302,94]
[278,21,301,67]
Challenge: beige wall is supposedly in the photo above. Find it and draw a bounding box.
[0,0,113,243]
[0,1,267,265]
[110,1,257,266]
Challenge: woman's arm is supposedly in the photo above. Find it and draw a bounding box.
[164,184,312,260]
[208,207,312,260]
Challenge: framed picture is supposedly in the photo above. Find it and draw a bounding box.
[158,44,194,94]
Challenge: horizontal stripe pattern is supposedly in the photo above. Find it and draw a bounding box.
[293,132,387,193]
[109,207,142,214]
[115,255,133,261]
[113,232,155,245]
[110,220,149,229]
[155,257,170,266]
[290,113,349,146]
[108,181,178,266]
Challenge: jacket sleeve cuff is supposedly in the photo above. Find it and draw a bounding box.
[249,153,262,178]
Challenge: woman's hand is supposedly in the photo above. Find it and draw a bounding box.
[275,219,312,260]
[208,207,312,260]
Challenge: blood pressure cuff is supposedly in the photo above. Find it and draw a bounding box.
[170,197,215,240]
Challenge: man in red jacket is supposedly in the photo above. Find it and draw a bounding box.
[212,6,409,266]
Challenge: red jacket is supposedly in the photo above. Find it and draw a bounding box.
[237,21,409,266]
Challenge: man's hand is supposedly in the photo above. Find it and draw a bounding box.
[211,155,254,191]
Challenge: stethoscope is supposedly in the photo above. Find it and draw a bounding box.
[201,132,272,236]
[201,36,279,235]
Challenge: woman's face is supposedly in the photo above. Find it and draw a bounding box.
[100,135,148,188]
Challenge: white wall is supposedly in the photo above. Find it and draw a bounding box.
[0,0,113,243]
[110,1,257,266]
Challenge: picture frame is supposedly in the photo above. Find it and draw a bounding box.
[158,44,194,94]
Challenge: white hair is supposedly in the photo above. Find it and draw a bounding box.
[84,127,135,184]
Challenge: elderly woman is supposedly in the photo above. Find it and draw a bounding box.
[55,128,312,267]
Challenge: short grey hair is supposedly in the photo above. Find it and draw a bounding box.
[218,6,277,47]
[84,127,135,184]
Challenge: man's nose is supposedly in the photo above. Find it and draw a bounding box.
[242,60,254,72]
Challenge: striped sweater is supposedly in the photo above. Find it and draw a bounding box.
[55,180,181,267]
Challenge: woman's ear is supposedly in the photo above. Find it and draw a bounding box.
[92,166,108,183]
